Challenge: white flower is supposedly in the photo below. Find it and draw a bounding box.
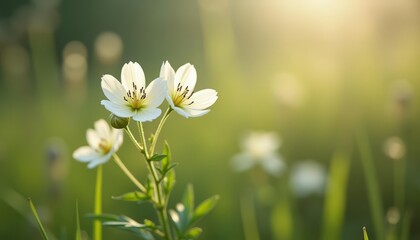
[73,119,123,168]
[160,61,218,118]
[290,160,326,197]
[101,61,167,122]
[231,132,285,176]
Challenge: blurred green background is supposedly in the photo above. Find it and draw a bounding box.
[1,0,420,239]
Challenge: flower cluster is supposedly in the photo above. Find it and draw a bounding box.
[101,61,218,121]
[74,61,218,168]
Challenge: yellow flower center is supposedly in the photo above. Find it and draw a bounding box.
[173,83,194,106]
[98,139,112,154]
[123,82,146,109]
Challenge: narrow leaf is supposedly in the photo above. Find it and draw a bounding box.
[164,169,176,194]
[191,195,220,225]
[161,142,171,170]
[321,151,351,240]
[185,227,202,239]
[149,154,167,162]
[75,201,81,240]
[357,131,385,240]
[28,198,49,240]
[183,184,195,218]
[86,213,121,222]
[88,214,155,240]
[94,165,103,240]
[363,227,369,240]
[112,191,150,202]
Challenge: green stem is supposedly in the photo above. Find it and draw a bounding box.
[93,165,103,240]
[125,126,143,151]
[138,122,149,159]
[240,192,260,240]
[357,131,385,240]
[145,158,173,240]
[394,156,405,214]
[28,198,50,240]
[149,108,172,156]
[137,115,173,240]
[112,154,147,193]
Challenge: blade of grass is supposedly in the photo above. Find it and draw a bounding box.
[357,131,385,240]
[363,227,369,240]
[240,192,260,240]
[401,211,412,240]
[321,151,351,240]
[76,200,81,240]
[28,198,49,240]
[94,165,103,240]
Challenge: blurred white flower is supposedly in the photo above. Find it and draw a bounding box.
[231,132,285,176]
[160,61,218,118]
[73,119,123,169]
[290,160,326,197]
[101,61,167,122]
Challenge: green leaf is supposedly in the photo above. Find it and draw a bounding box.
[363,227,369,240]
[28,198,49,240]
[182,185,194,229]
[112,191,150,202]
[163,168,176,194]
[161,142,171,170]
[88,214,155,240]
[185,227,202,239]
[191,195,220,225]
[86,213,121,222]
[75,201,81,240]
[149,154,167,162]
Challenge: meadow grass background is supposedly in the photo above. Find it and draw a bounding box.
[1,0,420,239]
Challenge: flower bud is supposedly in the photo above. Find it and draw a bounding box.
[109,114,129,129]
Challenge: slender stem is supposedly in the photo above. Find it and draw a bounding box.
[394,156,405,215]
[138,122,149,159]
[125,126,143,151]
[136,111,173,240]
[149,108,172,155]
[357,131,385,240]
[145,158,173,240]
[112,154,147,193]
[240,192,260,240]
[93,165,103,240]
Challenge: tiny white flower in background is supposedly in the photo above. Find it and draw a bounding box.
[160,61,218,118]
[290,160,326,198]
[231,132,285,176]
[73,119,123,169]
[101,61,167,122]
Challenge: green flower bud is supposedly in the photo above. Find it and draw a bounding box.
[109,114,129,129]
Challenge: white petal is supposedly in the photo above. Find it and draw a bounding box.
[160,61,175,93]
[260,154,285,176]
[132,108,162,122]
[171,106,191,118]
[94,119,111,140]
[175,63,197,92]
[86,129,100,149]
[73,146,101,162]
[121,62,145,92]
[144,78,167,108]
[87,152,112,169]
[165,94,176,109]
[101,100,134,118]
[187,89,218,110]
[101,74,126,105]
[181,107,210,118]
